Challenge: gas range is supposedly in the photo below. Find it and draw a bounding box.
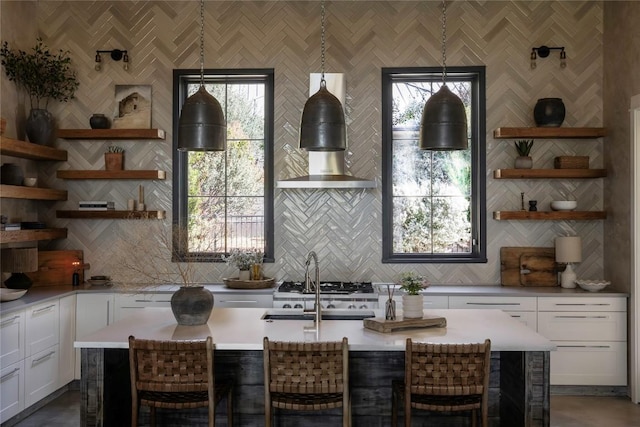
[273,281,378,309]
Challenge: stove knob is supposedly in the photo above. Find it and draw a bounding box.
[359,304,368,309]
[283,304,291,309]
[348,304,357,309]
[327,303,336,309]
[294,304,303,309]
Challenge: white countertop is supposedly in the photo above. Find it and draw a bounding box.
[75,307,555,352]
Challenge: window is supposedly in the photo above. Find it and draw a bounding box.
[381,67,486,263]
[172,69,274,262]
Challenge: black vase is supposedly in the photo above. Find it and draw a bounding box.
[25,109,55,145]
[89,114,111,129]
[170,286,214,326]
[0,163,24,186]
[534,98,565,127]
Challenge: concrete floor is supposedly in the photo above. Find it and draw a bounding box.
[6,390,640,426]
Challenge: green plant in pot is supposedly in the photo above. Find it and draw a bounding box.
[399,272,429,319]
[514,139,534,169]
[0,38,79,145]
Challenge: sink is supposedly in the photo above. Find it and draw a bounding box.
[262,309,375,321]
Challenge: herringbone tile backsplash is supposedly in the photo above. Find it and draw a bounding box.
[31,1,603,284]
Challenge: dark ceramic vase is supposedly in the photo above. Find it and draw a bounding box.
[25,109,55,145]
[89,114,111,129]
[170,285,214,326]
[533,98,565,127]
[0,163,24,186]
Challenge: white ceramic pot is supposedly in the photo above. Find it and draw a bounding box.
[238,269,250,280]
[402,294,424,319]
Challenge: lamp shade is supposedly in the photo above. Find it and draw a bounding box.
[1,248,38,290]
[555,236,582,263]
[419,84,468,151]
[177,86,226,151]
[299,83,347,151]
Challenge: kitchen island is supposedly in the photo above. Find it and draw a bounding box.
[75,307,554,427]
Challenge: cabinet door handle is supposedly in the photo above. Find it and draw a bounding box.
[1,315,20,326]
[510,314,522,318]
[32,304,56,314]
[107,300,111,325]
[220,300,258,304]
[554,303,611,307]
[32,350,56,365]
[156,300,172,303]
[556,345,611,349]
[553,315,608,319]
[0,367,20,381]
[465,302,520,306]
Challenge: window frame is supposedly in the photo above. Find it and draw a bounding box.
[381,66,486,264]
[172,68,275,263]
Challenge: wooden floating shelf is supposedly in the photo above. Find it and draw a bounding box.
[0,136,67,161]
[56,210,166,220]
[0,184,67,201]
[57,129,165,140]
[0,228,67,244]
[493,169,607,179]
[493,127,606,139]
[56,170,166,180]
[493,211,606,221]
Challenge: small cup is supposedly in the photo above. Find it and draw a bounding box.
[23,177,37,187]
[127,199,136,211]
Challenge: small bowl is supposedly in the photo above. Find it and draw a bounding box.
[575,280,611,292]
[0,288,28,302]
[550,200,577,211]
[23,177,37,187]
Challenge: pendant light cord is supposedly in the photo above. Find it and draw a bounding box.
[441,0,447,84]
[320,0,326,86]
[199,0,205,87]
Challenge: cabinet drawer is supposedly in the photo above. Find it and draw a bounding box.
[537,311,626,341]
[538,297,626,312]
[215,294,273,308]
[25,345,59,408]
[0,361,24,423]
[1,312,25,368]
[504,311,537,330]
[550,341,627,386]
[449,296,536,311]
[114,293,172,321]
[26,301,59,356]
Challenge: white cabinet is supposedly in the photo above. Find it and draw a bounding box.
[449,296,537,330]
[114,292,172,321]
[25,301,59,356]
[58,294,76,387]
[24,345,59,408]
[0,361,24,423]
[538,296,627,386]
[1,311,25,368]
[75,293,115,379]
[213,292,273,308]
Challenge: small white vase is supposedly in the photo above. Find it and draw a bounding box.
[402,294,424,319]
[238,269,250,280]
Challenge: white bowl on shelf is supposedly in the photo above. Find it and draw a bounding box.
[0,288,28,302]
[550,200,577,211]
[575,279,611,292]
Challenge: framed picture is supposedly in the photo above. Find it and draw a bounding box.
[112,84,152,129]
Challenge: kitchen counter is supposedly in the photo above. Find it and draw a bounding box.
[77,307,552,426]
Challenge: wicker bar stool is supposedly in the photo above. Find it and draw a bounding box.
[128,335,233,427]
[392,338,491,427]
[263,337,350,426]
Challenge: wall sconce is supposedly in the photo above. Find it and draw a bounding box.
[530,45,566,69]
[95,49,129,71]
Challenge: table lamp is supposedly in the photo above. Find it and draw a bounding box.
[555,236,582,288]
[1,248,38,289]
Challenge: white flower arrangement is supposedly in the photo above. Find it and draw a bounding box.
[398,272,429,295]
[223,248,263,271]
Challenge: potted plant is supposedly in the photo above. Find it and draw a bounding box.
[0,38,79,145]
[514,139,534,169]
[399,272,429,319]
[223,248,262,280]
[105,145,124,171]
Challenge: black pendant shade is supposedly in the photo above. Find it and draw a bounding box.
[178,85,226,151]
[299,83,347,151]
[419,85,468,151]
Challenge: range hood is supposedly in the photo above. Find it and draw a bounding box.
[277,73,376,190]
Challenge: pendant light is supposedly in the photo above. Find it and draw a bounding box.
[299,0,346,152]
[419,0,468,151]
[178,0,226,151]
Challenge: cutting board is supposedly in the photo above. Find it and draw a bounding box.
[26,250,85,287]
[500,247,558,287]
[363,315,447,333]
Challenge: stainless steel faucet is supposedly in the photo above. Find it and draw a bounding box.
[303,251,321,323]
